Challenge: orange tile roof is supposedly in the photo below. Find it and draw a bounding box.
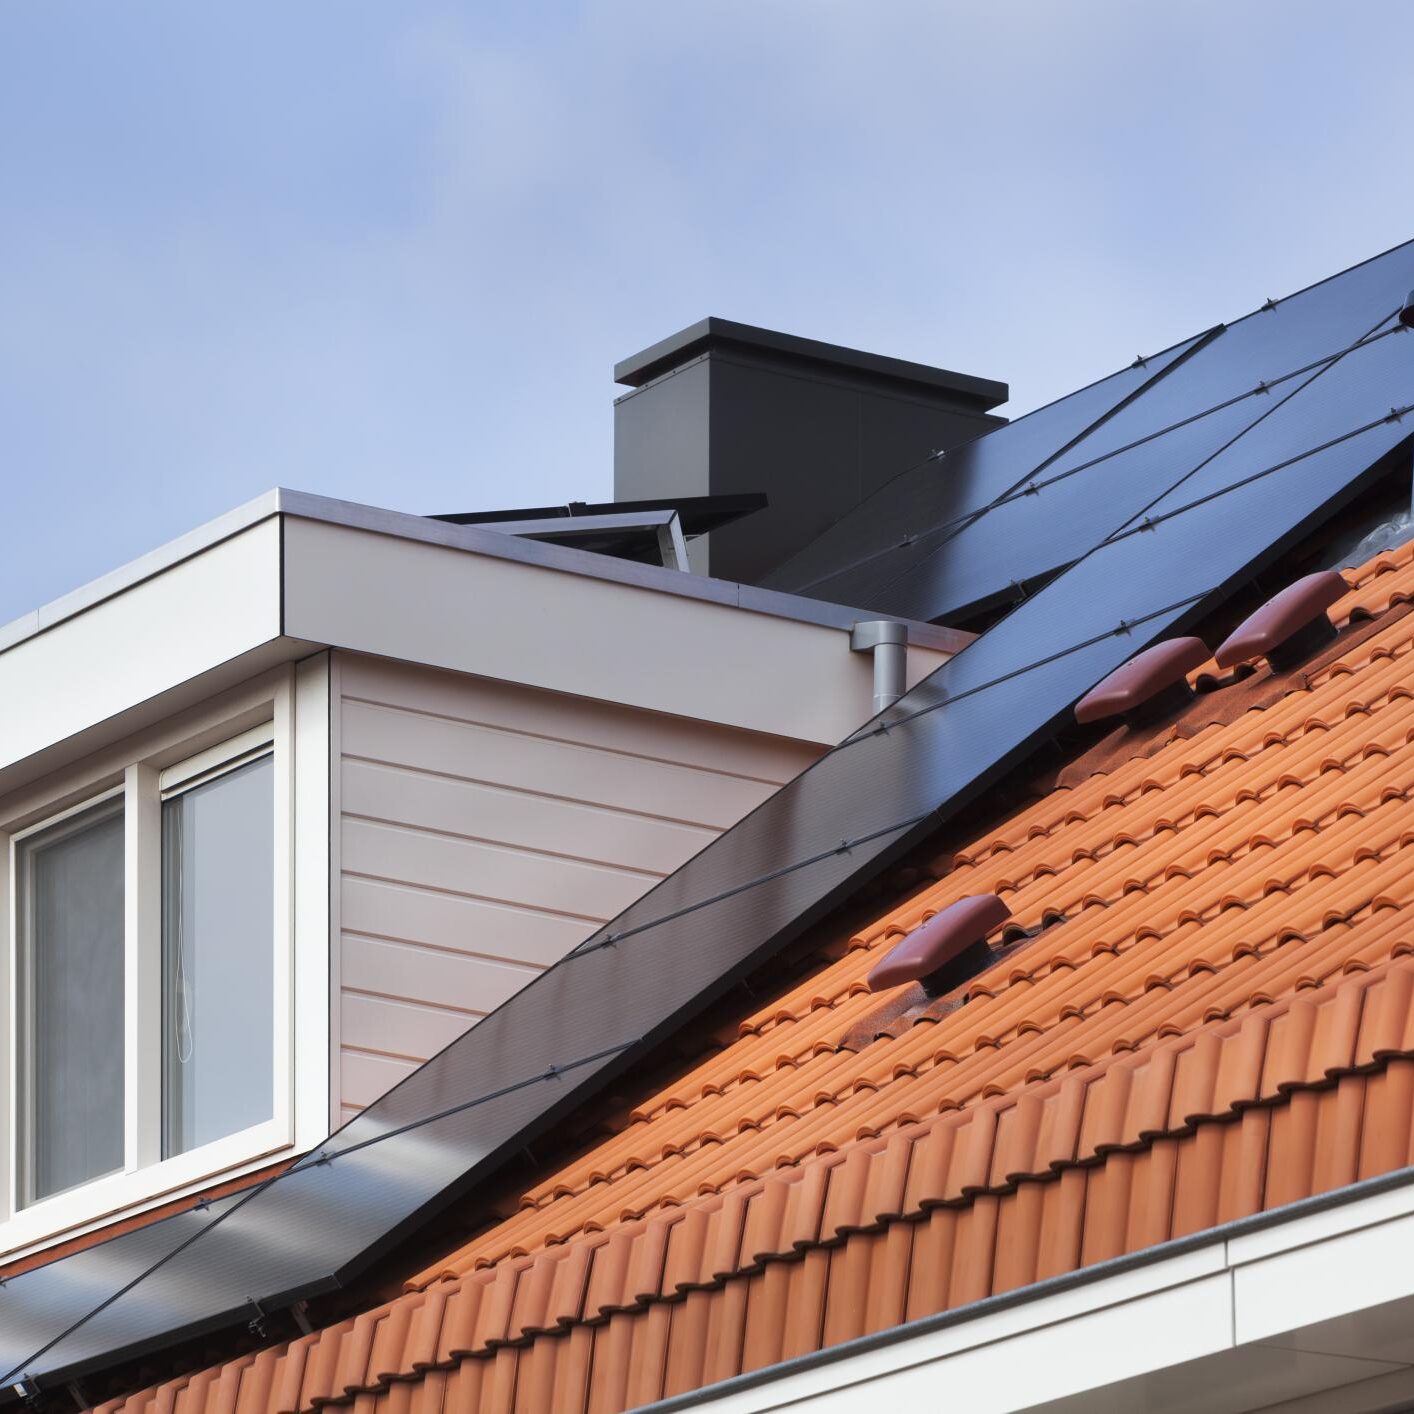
[97,539,1414,1414]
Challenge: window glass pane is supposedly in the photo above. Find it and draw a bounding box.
[162,753,275,1157]
[17,798,126,1205]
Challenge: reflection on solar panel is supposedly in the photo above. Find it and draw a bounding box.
[763,332,1209,603]
[781,238,1414,625]
[4,243,1414,1394]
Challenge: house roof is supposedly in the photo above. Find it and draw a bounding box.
[93,535,1414,1412]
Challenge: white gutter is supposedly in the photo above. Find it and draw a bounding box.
[639,1168,1414,1414]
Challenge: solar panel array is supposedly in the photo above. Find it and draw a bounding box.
[774,242,1414,624]
[4,240,1414,1394]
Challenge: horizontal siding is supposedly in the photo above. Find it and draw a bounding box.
[336,654,823,1115]
[342,754,716,873]
[340,655,817,786]
[342,817,654,921]
[341,876,586,969]
[342,698,774,832]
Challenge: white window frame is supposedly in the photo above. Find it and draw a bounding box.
[0,659,330,1260]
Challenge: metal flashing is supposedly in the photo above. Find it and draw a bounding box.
[612,317,1008,408]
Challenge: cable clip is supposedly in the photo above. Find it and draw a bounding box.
[246,1299,271,1339]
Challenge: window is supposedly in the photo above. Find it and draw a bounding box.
[0,660,329,1260]
[15,796,126,1204]
[162,751,275,1158]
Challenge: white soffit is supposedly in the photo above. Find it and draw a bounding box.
[643,1173,1414,1414]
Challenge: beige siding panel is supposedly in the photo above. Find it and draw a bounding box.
[342,816,655,920]
[341,757,715,874]
[343,934,538,1019]
[342,698,778,830]
[341,1049,420,1110]
[341,875,587,968]
[340,991,477,1064]
[340,654,818,784]
[337,654,826,1115]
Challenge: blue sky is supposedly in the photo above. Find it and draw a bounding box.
[4,2,1414,623]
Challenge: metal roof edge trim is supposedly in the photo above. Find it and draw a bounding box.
[633,1161,1414,1412]
[0,489,973,661]
[612,316,1009,407]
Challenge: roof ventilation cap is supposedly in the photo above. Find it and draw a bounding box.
[867,894,1011,998]
[1073,636,1210,727]
[1400,288,1414,329]
[1214,570,1347,672]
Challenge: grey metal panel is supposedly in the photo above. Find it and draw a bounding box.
[4,274,1412,1390]
[612,356,714,508]
[612,325,1004,585]
[613,316,1008,407]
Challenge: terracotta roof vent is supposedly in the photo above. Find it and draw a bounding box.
[867,894,1011,998]
[1073,636,1211,727]
[1214,570,1347,672]
[1400,288,1414,329]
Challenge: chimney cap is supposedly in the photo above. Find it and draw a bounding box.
[1214,570,1348,669]
[1074,637,1211,725]
[613,317,1008,409]
[867,894,1011,993]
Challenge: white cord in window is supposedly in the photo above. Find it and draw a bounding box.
[173,817,193,1066]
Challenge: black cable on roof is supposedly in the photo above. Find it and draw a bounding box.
[0,1040,640,1390]
[789,321,1406,602]
[860,312,1404,610]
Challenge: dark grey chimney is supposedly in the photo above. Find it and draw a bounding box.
[613,318,1007,584]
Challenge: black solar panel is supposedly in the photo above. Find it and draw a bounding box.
[4,245,1413,1394]
[789,237,1414,624]
[764,332,1207,603]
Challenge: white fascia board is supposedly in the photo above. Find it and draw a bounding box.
[0,489,961,777]
[279,512,947,744]
[0,519,293,788]
[651,1173,1414,1414]
[0,488,967,659]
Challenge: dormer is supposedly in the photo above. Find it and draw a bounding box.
[0,491,964,1265]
